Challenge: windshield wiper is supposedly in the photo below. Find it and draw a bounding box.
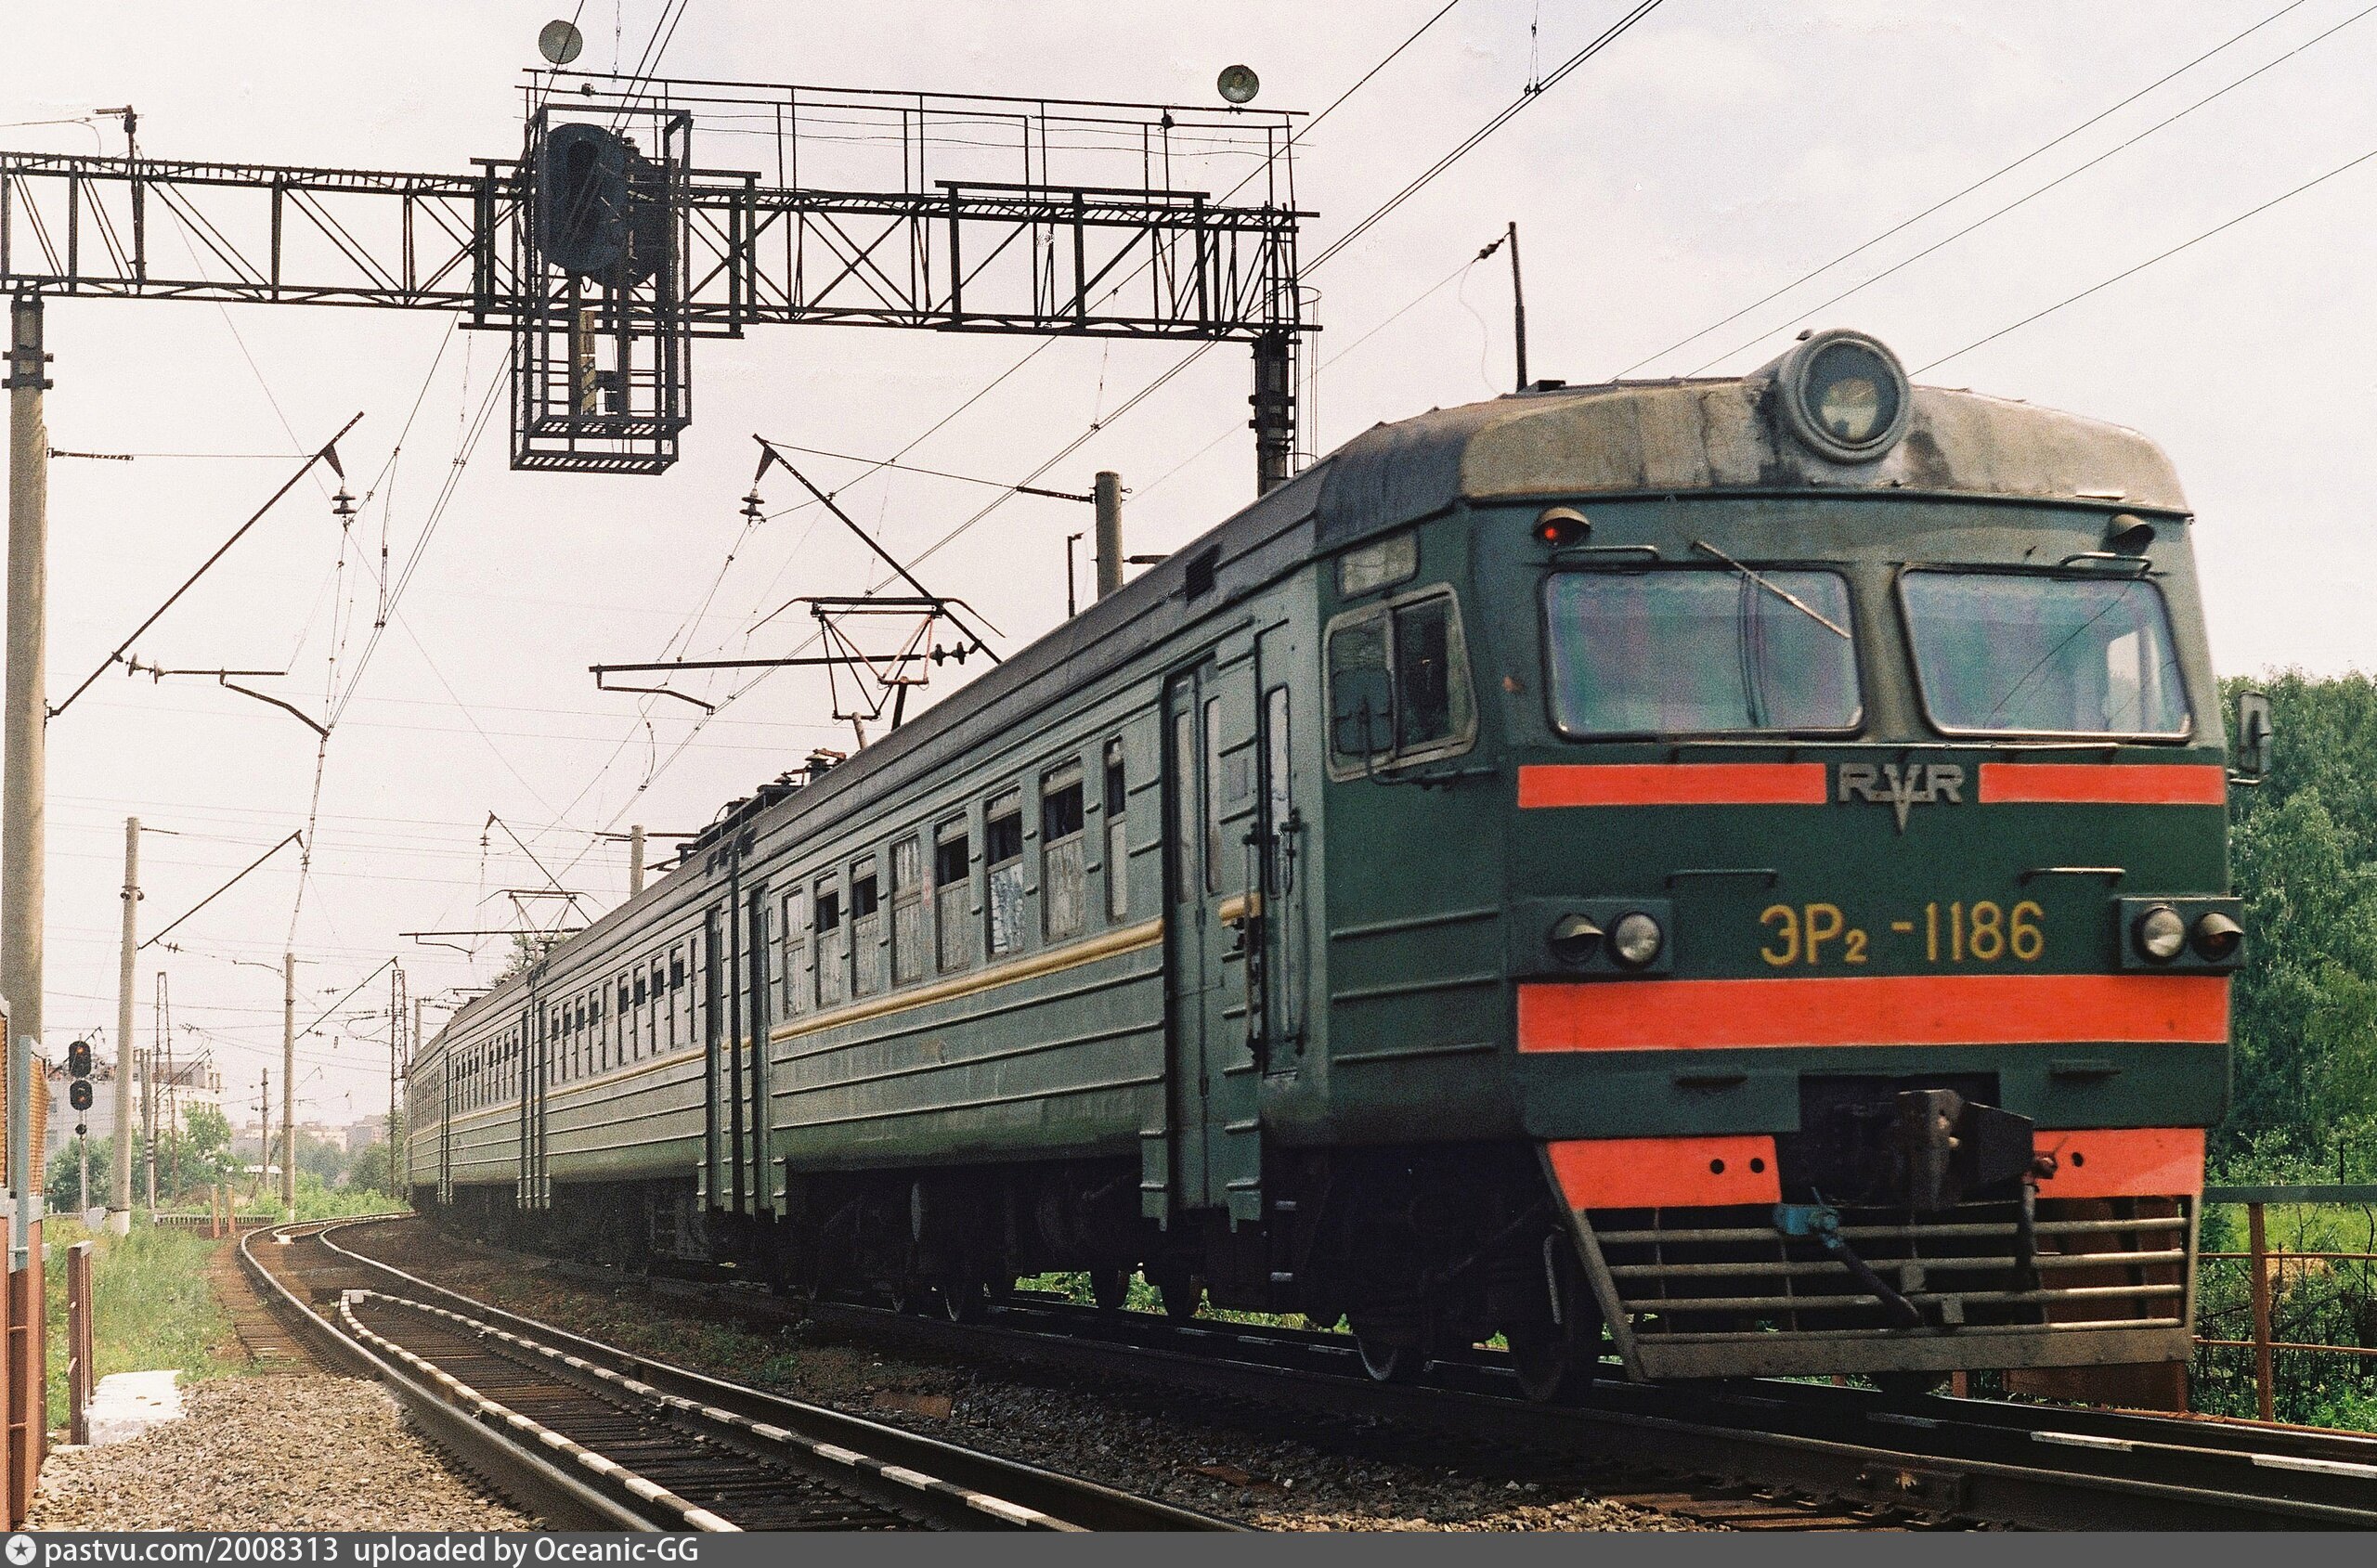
[1690,540,1851,640]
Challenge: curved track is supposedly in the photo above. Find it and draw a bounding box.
[804,1292,2377,1531]
[239,1222,1234,1532]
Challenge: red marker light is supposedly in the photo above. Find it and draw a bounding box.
[1535,505,1591,548]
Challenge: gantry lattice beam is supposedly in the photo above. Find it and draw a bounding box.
[0,75,1313,482]
[0,153,1305,339]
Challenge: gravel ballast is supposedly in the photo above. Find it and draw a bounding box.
[31,1374,532,1532]
[358,1219,1708,1532]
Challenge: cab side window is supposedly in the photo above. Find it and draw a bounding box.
[1327,590,1474,771]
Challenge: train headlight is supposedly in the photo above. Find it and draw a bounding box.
[1610,912,1664,969]
[1773,329,1912,463]
[2133,904,2188,964]
[2190,910,2243,963]
[1547,913,1604,966]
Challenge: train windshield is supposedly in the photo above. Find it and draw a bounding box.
[1545,568,1861,736]
[1900,571,2189,738]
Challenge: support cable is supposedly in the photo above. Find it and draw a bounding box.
[50,415,362,719]
[1616,0,2321,377]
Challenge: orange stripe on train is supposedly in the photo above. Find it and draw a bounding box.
[1519,761,2224,809]
[1545,1127,2203,1208]
[1977,762,2227,806]
[1546,1135,1782,1209]
[2033,1127,2205,1199]
[1517,762,1826,808]
[1517,973,2229,1052]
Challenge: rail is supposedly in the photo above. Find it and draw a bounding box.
[245,1220,1232,1532]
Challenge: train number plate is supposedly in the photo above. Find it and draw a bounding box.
[1760,901,2046,968]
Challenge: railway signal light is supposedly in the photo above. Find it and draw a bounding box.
[535,123,665,283]
[66,1038,92,1078]
[69,1081,93,1113]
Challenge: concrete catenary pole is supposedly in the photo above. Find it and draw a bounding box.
[280,952,295,1211]
[628,823,645,898]
[110,817,136,1231]
[254,1070,266,1203]
[5,290,50,1260]
[1093,472,1123,601]
[406,993,422,1198]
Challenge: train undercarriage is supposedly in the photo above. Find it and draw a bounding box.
[421,1089,2198,1405]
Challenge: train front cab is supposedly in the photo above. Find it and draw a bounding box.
[1335,333,2251,1390]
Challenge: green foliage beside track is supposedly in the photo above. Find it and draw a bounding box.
[2208,672,2377,1429]
[2221,671,2377,1176]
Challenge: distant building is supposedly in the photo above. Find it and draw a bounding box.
[345,1117,387,1154]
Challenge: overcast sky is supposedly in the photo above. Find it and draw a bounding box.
[3,1,2368,1129]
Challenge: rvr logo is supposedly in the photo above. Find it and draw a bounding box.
[1838,761,1966,834]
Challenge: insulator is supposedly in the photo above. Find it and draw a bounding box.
[741,489,766,522]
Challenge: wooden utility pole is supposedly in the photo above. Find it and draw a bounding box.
[110,817,136,1232]
[279,953,294,1211]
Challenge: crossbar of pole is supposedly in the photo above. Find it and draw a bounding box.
[50,416,361,719]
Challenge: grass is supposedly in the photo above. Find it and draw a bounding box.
[44,1217,241,1430]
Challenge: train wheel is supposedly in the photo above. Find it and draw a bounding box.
[938,1277,988,1323]
[1507,1318,1600,1404]
[1090,1266,1132,1312]
[1349,1315,1419,1383]
[1507,1249,1607,1403]
[1147,1263,1202,1322]
[1355,1334,1415,1383]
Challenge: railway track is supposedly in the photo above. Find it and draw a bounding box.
[796,1293,2377,1531]
[331,1218,2377,1531]
[238,1222,1233,1533]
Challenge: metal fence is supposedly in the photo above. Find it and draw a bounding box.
[2191,1184,2377,1425]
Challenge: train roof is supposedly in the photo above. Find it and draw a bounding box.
[1314,367,2189,552]
[427,343,2188,1047]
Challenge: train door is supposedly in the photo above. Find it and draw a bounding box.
[1255,625,1306,1072]
[741,885,774,1222]
[1163,645,1265,1221]
[703,910,727,1213]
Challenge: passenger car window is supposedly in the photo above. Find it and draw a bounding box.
[934,822,970,974]
[1103,742,1128,922]
[985,798,1025,956]
[851,861,883,998]
[1042,769,1086,942]
[891,836,924,985]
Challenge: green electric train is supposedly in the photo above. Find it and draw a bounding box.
[409,330,2259,1399]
